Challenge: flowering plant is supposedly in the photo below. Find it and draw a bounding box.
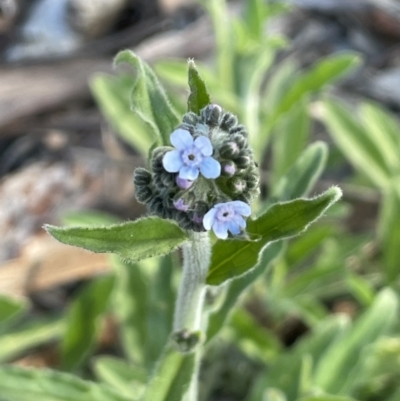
[44,52,341,400]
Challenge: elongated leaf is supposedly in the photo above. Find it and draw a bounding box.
[298,397,357,401]
[260,53,360,150]
[187,59,210,114]
[228,308,282,363]
[314,288,399,394]
[114,50,180,146]
[0,365,132,401]
[274,142,328,201]
[360,101,400,173]
[0,296,27,329]
[271,53,360,123]
[0,318,64,362]
[378,182,400,283]
[141,344,196,401]
[249,316,350,401]
[93,356,147,398]
[112,257,149,366]
[90,74,154,156]
[206,242,283,342]
[319,98,391,188]
[45,217,188,263]
[271,99,311,186]
[207,187,342,285]
[61,276,115,371]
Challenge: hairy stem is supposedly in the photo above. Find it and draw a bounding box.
[173,231,211,334]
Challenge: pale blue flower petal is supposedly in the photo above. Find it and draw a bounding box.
[213,221,229,239]
[163,150,183,172]
[200,157,221,179]
[170,129,193,150]
[233,215,246,228]
[194,136,213,156]
[228,220,241,235]
[179,165,199,180]
[203,208,217,230]
[230,201,251,216]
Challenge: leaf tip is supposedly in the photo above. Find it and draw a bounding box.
[327,186,343,203]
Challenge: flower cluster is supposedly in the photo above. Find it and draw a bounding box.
[134,104,260,238]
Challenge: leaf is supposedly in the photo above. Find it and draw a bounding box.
[61,276,115,371]
[62,210,119,227]
[378,182,400,283]
[274,142,328,201]
[0,295,27,329]
[93,356,147,399]
[206,187,342,285]
[206,242,283,342]
[271,99,311,186]
[0,318,64,362]
[45,217,188,263]
[249,315,350,401]
[114,50,180,146]
[187,59,210,114]
[112,255,174,369]
[0,365,132,401]
[314,288,399,394]
[140,344,196,401]
[319,98,391,188]
[298,397,357,401]
[228,308,282,363]
[112,257,148,366]
[359,102,400,173]
[90,74,154,156]
[268,53,360,127]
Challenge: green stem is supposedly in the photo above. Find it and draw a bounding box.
[173,231,211,335]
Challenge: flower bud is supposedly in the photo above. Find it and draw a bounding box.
[182,112,199,126]
[176,176,193,190]
[220,112,238,131]
[134,167,152,185]
[229,125,248,138]
[201,104,222,127]
[221,161,236,176]
[228,177,247,194]
[234,154,251,169]
[220,141,240,159]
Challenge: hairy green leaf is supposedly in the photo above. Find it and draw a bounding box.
[274,142,328,201]
[45,217,188,263]
[314,288,399,394]
[207,187,342,285]
[206,242,283,342]
[90,74,154,156]
[141,344,196,401]
[319,98,391,188]
[114,50,180,146]
[61,276,115,371]
[187,59,210,114]
[378,182,400,283]
[0,365,132,401]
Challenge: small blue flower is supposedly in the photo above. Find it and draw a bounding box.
[203,201,251,239]
[163,129,221,180]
